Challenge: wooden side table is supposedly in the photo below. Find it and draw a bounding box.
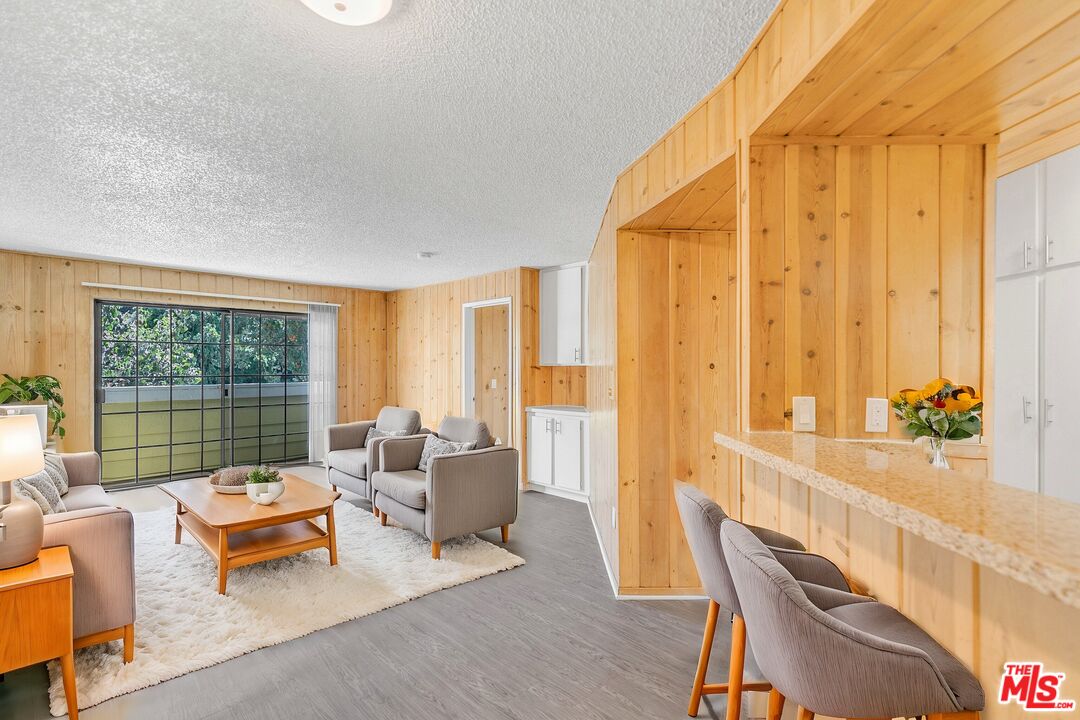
[0,546,78,719]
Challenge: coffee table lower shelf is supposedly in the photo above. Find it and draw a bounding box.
[177,510,337,595]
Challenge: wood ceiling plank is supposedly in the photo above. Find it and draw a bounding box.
[957,55,1080,136]
[843,0,1080,136]
[896,10,1080,136]
[658,160,736,229]
[689,183,739,231]
[785,0,1010,136]
[625,182,697,231]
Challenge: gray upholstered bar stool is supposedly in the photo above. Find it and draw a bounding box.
[674,482,854,720]
[720,521,985,720]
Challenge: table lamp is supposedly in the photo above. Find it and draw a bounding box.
[0,414,46,569]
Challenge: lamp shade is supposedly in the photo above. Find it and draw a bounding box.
[0,414,45,483]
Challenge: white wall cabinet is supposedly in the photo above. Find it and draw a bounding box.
[994,143,1080,503]
[540,264,586,365]
[1044,144,1080,268]
[526,406,588,500]
[992,275,1040,492]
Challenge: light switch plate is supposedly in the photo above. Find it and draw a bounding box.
[792,396,816,432]
[490,378,498,390]
[865,397,889,433]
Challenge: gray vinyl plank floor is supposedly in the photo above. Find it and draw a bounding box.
[1,489,755,720]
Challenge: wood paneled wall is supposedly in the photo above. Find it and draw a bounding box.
[385,267,585,485]
[0,249,386,453]
[615,231,740,593]
[741,457,1080,720]
[747,142,986,438]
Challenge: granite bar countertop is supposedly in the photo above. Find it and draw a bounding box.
[714,430,1080,609]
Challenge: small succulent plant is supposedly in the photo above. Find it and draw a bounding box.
[245,466,282,484]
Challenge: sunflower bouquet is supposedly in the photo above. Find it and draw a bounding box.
[890,377,983,442]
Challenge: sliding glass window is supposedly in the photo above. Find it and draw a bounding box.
[95,301,309,487]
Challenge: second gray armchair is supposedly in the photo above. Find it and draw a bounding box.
[371,416,519,559]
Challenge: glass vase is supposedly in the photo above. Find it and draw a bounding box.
[928,436,950,469]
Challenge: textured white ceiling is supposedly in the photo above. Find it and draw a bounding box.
[0,0,773,290]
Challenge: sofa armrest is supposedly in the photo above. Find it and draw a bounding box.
[326,420,374,453]
[426,446,519,543]
[379,435,427,472]
[58,451,102,488]
[43,506,135,639]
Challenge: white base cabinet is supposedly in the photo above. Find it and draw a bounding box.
[526,406,588,501]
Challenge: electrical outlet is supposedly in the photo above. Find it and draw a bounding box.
[865,397,889,433]
[792,396,816,432]
[611,507,617,529]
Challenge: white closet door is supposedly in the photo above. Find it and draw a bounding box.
[995,163,1041,277]
[552,416,584,492]
[992,275,1040,492]
[1043,266,1080,503]
[528,414,554,486]
[1045,144,1080,268]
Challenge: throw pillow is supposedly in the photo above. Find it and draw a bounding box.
[417,435,475,472]
[43,453,69,495]
[14,470,67,514]
[365,427,408,446]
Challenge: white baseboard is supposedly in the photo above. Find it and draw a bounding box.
[526,483,588,503]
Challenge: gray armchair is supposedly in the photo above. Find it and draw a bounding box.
[325,406,423,508]
[42,452,136,662]
[371,416,518,559]
[674,482,853,719]
[720,520,984,720]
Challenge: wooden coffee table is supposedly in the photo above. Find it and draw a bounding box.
[160,474,341,595]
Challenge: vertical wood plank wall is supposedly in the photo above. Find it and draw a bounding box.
[740,458,1080,720]
[615,231,740,593]
[747,142,985,438]
[385,267,585,485]
[0,249,387,453]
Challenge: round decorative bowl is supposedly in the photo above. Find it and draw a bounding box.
[246,480,285,505]
[210,483,247,495]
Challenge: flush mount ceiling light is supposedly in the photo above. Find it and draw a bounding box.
[416,251,436,260]
[298,0,392,26]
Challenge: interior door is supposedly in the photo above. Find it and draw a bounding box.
[992,275,1040,492]
[995,163,1041,277]
[528,414,554,486]
[1045,144,1080,268]
[1043,266,1080,502]
[552,416,583,491]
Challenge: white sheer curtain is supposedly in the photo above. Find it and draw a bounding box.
[307,304,338,463]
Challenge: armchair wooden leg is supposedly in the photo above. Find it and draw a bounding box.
[431,542,441,560]
[688,599,720,717]
[380,512,387,526]
[330,484,337,492]
[797,707,815,720]
[766,689,785,720]
[501,524,510,543]
[123,623,135,664]
[725,614,747,720]
[373,505,379,517]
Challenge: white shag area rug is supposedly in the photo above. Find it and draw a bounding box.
[47,500,524,716]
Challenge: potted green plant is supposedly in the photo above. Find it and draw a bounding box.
[245,465,285,505]
[0,374,66,446]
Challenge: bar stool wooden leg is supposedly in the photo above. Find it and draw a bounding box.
[928,713,980,720]
[797,707,815,720]
[725,614,747,720]
[766,689,785,720]
[688,600,721,717]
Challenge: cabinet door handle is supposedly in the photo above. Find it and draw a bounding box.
[555,420,562,434]
[1024,242,1033,267]
[1022,396,1033,423]
[545,418,552,434]
[573,347,581,363]
[1045,399,1055,425]
[1047,235,1055,264]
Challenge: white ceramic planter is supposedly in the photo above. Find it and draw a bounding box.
[246,480,285,505]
